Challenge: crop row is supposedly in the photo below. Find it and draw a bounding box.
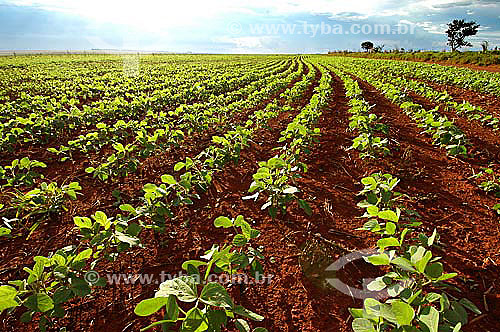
[325,57,470,156]
[335,57,500,96]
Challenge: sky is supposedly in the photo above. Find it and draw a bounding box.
[0,0,499,53]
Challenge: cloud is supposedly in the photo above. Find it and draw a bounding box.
[2,0,498,26]
[432,1,473,9]
[398,19,448,35]
[213,36,281,53]
[330,12,369,21]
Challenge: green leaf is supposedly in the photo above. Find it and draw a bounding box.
[452,323,462,332]
[66,190,77,200]
[444,301,468,325]
[387,283,405,297]
[116,232,140,246]
[127,223,141,236]
[233,234,248,247]
[200,283,233,309]
[414,251,433,273]
[0,227,11,237]
[392,301,415,326]
[134,297,170,316]
[74,248,93,263]
[73,217,92,229]
[377,237,400,251]
[20,311,33,323]
[391,257,415,271]
[385,222,396,235]
[24,293,54,313]
[349,308,364,319]
[53,288,72,304]
[378,210,399,222]
[428,228,438,246]
[206,309,227,330]
[234,218,252,239]
[161,174,177,185]
[0,286,18,312]
[424,293,441,304]
[181,307,208,332]
[174,162,185,171]
[419,306,439,332]
[165,295,180,321]
[365,253,390,266]
[367,205,379,216]
[182,260,208,271]
[93,211,110,230]
[70,278,91,297]
[440,293,451,311]
[437,273,458,281]
[234,305,265,321]
[235,319,251,332]
[214,216,233,228]
[425,262,444,279]
[352,318,376,332]
[459,298,482,315]
[298,199,312,216]
[155,276,198,302]
[377,303,396,326]
[120,204,136,214]
[363,298,382,318]
[361,177,376,186]
[367,277,387,292]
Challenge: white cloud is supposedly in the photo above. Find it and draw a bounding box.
[5,0,242,31]
[214,36,280,53]
[398,19,448,35]
[0,0,456,26]
[4,0,499,27]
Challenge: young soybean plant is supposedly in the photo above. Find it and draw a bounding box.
[471,168,500,215]
[205,126,252,169]
[135,215,268,332]
[0,157,47,187]
[85,143,138,182]
[347,100,390,159]
[121,173,198,232]
[0,246,101,331]
[474,168,500,196]
[0,203,10,237]
[6,181,82,236]
[351,174,481,332]
[243,156,311,218]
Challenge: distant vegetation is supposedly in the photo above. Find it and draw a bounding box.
[327,50,500,66]
[445,19,480,52]
[330,19,500,67]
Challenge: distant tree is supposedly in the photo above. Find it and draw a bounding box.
[373,44,385,53]
[481,40,489,52]
[445,19,480,52]
[361,41,374,52]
